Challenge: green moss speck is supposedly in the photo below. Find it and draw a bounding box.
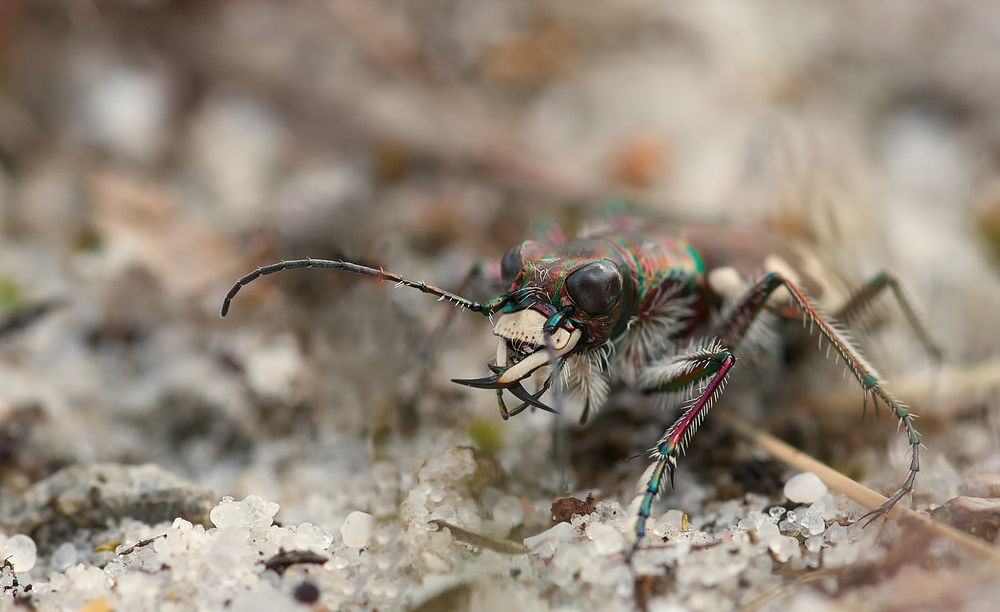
[467,419,503,455]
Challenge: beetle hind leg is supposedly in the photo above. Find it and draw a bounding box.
[834,271,943,364]
[858,385,921,524]
[717,272,921,525]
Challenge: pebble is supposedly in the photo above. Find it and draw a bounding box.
[768,535,801,562]
[784,473,828,503]
[805,535,824,553]
[293,581,321,604]
[588,522,624,555]
[50,542,79,571]
[210,495,280,529]
[1,534,37,572]
[800,513,827,536]
[929,496,1000,542]
[341,511,376,548]
[78,66,168,164]
[756,520,780,539]
[523,521,574,549]
[492,495,525,530]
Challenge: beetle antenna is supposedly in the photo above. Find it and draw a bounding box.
[221,258,509,317]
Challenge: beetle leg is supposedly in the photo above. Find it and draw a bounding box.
[834,272,943,363]
[541,307,575,420]
[509,382,558,414]
[415,260,496,366]
[628,344,737,562]
[490,364,559,419]
[495,389,511,420]
[715,273,921,529]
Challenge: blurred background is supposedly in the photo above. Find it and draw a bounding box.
[2,0,1000,564]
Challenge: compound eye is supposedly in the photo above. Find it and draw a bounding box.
[500,244,523,287]
[565,260,623,315]
[500,241,543,288]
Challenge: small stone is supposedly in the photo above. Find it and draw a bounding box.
[77,598,111,612]
[209,494,279,529]
[229,586,295,612]
[930,496,1000,542]
[492,495,525,530]
[421,551,451,574]
[959,474,1000,499]
[768,535,801,563]
[805,535,824,553]
[784,473,828,504]
[523,521,573,549]
[341,511,376,548]
[588,522,624,555]
[825,523,847,544]
[757,520,780,539]
[428,505,456,523]
[50,542,78,571]
[661,509,685,529]
[1,534,37,571]
[800,513,826,536]
[243,333,304,400]
[78,66,168,163]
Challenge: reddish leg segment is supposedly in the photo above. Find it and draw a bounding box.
[629,344,736,562]
[719,274,920,521]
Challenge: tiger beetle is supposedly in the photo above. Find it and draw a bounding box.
[221,223,938,562]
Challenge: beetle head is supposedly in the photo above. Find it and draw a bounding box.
[453,239,635,399]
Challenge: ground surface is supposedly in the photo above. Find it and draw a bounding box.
[2,1,1000,611]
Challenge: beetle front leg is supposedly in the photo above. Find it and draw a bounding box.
[627,343,737,562]
[716,272,921,524]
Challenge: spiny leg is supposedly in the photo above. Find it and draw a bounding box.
[398,260,495,427]
[544,307,576,491]
[716,272,920,523]
[627,343,736,562]
[415,260,494,365]
[834,271,942,363]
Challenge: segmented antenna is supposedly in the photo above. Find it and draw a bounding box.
[221,258,508,317]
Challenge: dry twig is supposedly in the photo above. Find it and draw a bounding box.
[718,410,1000,562]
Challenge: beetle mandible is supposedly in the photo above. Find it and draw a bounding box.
[221,224,933,562]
